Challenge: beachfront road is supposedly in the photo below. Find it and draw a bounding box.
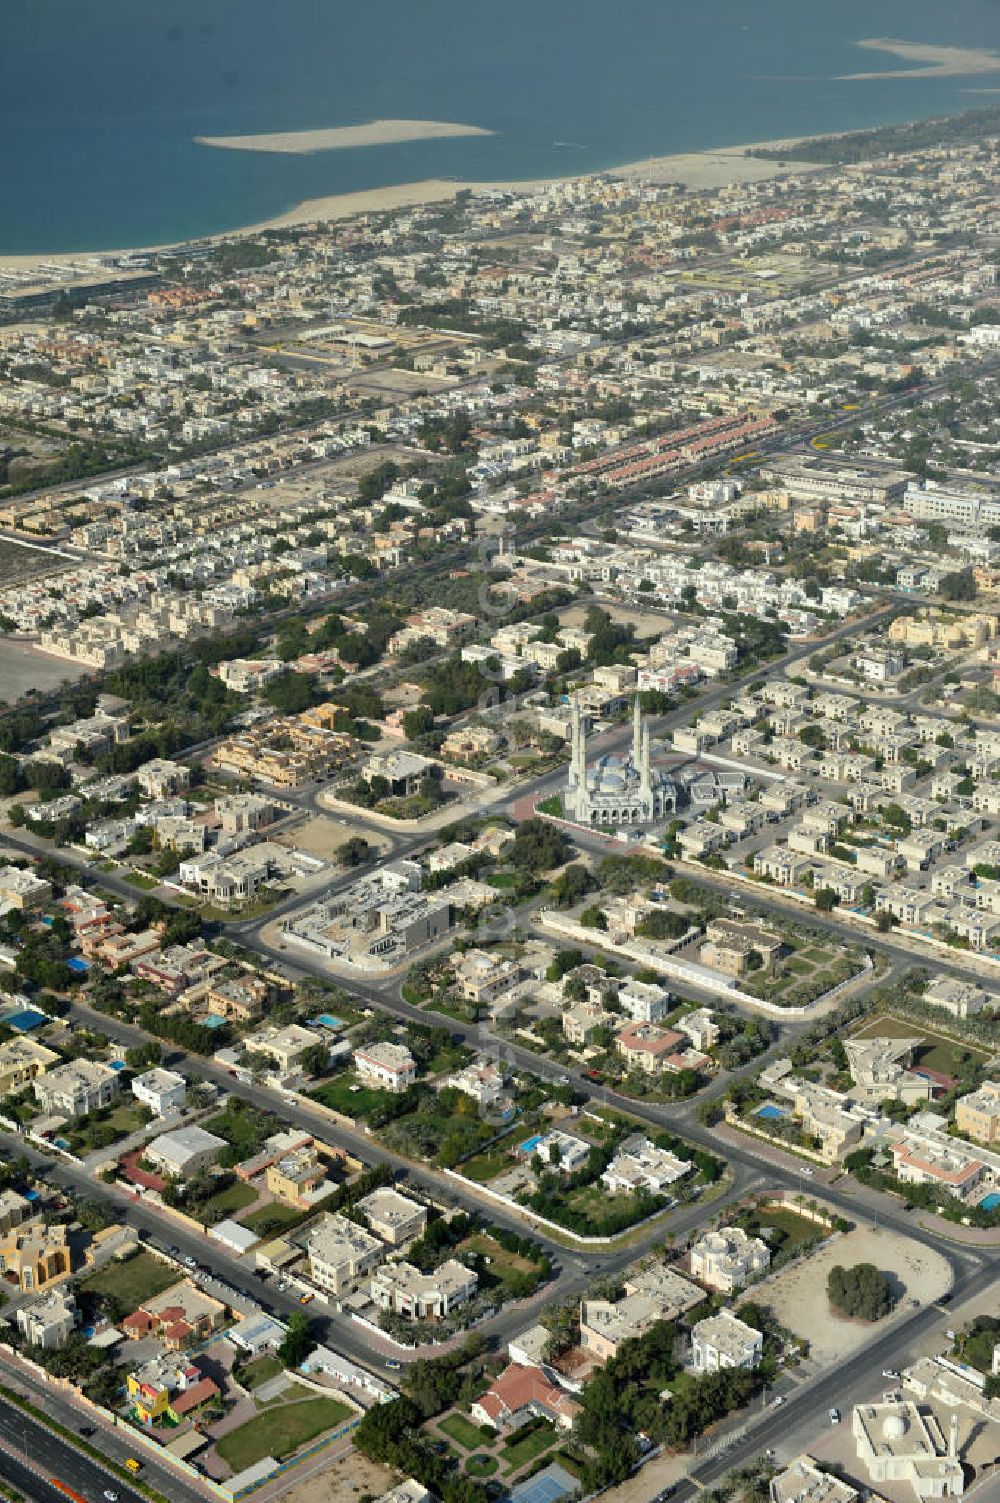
[0,1393,146,1503]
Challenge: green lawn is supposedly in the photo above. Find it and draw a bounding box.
[460,1233,542,1292]
[215,1398,353,1470]
[241,1202,307,1237]
[311,1074,399,1120]
[440,1413,486,1451]
[240,1355,286,1391]
[466,1454,498,1477]
[459,1136,517,1183]
[80,1250,178,1308]
[757,1207,828,1249]
[850,1015,989,1075]
[203,1102,273,1160]
[502,1421,556,1472]
[65,1102,150,1153]
[197,1179,258,1223]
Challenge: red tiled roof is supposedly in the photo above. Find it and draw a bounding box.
[476,1364,580,1427]
[615,1023,684,1056]
[169,1377,219,1416]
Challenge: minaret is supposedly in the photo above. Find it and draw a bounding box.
[568,701,580,791]
[640,716,652,798]
[949,1412,959,1461]
[632,695,642,769]
[569,699,587,791]
[577,703,588,788]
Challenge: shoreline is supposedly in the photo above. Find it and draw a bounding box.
[0,127,866,274]
[195,118,496,156]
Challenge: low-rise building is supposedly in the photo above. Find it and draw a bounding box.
[33,1059,119,1118]
[614,1022,688,1075]
[471,1363,581,1433]
[580,1264,703,1363]
[353,1041,417,1092]
[0,1223,72,1292]
[956,1082,1000,1147]
[690,1226,771,1293]
[691,1309,763,1374]
[441,1059,507,1108]
[452,948,520,1008]
[247,1023,318,1075]
[370,1258,477,1320]
[16,1288,77,1349]
[601,1136,692,1194]
[0,1038,59,1097]
[122,1280,226,1349]
[305,1212,384,1295]
[356,1187,428,1247]
[769,1454,859,1503]
[0,865,52,914]
[264,1145,333,1210]
[852,1396,964,1498]
[131,1067,187,1117]
[144,1125,226,1180]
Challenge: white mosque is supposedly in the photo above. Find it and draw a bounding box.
[564,697,678,828]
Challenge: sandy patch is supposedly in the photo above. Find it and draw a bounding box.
[839,38,1000,81]
[277,814,393,864]
[753,1225,952,1366]
[196,119,495,155]
[277,1446,394,1503]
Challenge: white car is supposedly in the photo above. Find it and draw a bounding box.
[104,1492,119,1501]
[772,1395,785,1407]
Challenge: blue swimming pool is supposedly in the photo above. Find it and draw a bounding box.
[756,1105,786,1120]
[519,1134,545,1154]
[980,1193,1000,1212]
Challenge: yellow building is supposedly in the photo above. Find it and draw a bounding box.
[0,865,51,914]
[265,1145,330,1209]
[0,1224,72,1292]
[956,1082,1000,1147]
[126,1370,171,1425]
[0,1038,59,1098]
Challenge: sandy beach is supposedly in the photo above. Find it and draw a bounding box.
[0,131,832,275]
[195,118,495,155]
[839,38,1000,81]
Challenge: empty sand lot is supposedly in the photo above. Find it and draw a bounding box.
[754,1225,952,1365]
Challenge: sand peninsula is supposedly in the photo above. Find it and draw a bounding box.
[839,38,1000,81]
[195,119,495,155]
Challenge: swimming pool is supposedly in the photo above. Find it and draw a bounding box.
[756,1104,786,1120]
[980,1193,1000,1212]
[519,1134,545,1154]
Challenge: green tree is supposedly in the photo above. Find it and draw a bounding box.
[827,1263,893,1321]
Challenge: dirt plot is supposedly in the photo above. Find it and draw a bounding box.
[276,814,394,864]
[0,635,89,703]
[559,602,675,636]
[754,1225,952,1366]
[278,1445,394,1503]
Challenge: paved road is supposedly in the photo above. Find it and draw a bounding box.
[0,1393,149,1503]
[678,1253,995,1500]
